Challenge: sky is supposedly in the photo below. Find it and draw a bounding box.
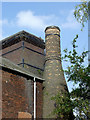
[0,1,88,92]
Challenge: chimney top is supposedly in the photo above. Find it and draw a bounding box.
[45,26,60,32]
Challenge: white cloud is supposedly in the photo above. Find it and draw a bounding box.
[61,9,81,29]
[0,9,81,39]
[16,10,54,31]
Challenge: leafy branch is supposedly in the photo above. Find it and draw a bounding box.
[74,1,89,30]
[52,35,90,119]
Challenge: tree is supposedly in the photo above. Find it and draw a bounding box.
[74,0,89,30]
[52,35,90,119]
[51,92,75,120]
[63,35,90,119]
[51,1,90,119]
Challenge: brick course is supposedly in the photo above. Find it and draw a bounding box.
[36,80,43,118]
[43,26,68,118]
[1,68,43,118]
[0,41,45,77]
[0,41,22,64]
[1,69,28,118]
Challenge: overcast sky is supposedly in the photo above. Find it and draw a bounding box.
[0,1,88,92]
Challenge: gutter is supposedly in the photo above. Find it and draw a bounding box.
[34,77,36,119]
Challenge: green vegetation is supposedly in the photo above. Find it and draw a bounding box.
[51,1,90,119]
[52,34,90,119]
[74,0,89,30]
[37,69,43,75]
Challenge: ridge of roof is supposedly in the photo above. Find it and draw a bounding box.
[0,57,44,81]
[0,30,24,43]
[0,30,45,49]
[1,30,44,42]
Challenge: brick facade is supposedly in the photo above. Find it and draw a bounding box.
[0,27,68,119]
[1,68,43,118]
[0,31,45,118]
[1,69,28,118]
[36,80,43,118]
[0,41,45,78]
[1,42,22,64]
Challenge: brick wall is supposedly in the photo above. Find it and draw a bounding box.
[24,41,45,69]
[0,42,22,64]
[36,80,43,118]
[1,68,43,118]
[0,41,45,77]
[24,41,44,54]
[23,42,45,77]
[1,69,28,118]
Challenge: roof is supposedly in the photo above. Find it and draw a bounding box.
[0,30,45,49]
[0,57,45,81]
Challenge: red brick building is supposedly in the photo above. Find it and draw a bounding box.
[0,26,68,119]
[0,57,44,118]
[0,30,45,119]
[0,30,45,78]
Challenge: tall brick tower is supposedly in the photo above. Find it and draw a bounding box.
[43,26,68,118]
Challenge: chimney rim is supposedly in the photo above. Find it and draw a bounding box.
[45,26,60,32]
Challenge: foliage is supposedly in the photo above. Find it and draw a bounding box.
[63,35,90,119]
[51,1,90,119]
[63,34,90,97]
[52,35,90,119]
[74,0,89,30]
[51,92,75,120]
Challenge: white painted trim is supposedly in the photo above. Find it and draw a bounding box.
[34,77,36,119]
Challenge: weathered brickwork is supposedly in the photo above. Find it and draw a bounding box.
[0,41,22,55]
[24,41,45,68]
[1,68,43,118]
[0,27,69,119]
[43,26,68,118]
[36,80,43,118]
[0,41,22,64]
[23,43,45,77]
[1,69,28,118]
[0,31,44,118]
[1,40,45,77]
[24,41,44,54]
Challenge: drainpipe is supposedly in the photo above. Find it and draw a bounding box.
[34,77,36,119]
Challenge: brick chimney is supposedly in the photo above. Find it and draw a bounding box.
[43,26,68,118]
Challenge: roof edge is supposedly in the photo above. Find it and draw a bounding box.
[0,57,45,81]
[0,30,45,49]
